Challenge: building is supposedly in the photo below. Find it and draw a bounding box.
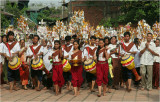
[63,0,122,28]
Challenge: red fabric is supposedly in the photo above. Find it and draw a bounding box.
[153,62,159,88]
[52,63,65,87]
[71,65,83,87]
[96,61,109,86]
[19,64,29,85]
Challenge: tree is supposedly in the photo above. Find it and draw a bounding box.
[1,1,28,28]
[99,1,159,27]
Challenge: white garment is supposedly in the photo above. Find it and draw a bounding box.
[2,41,20,57]
[0,43,3,63]
[120,41,138,57]
[68,50,84,60]
[83,45,97,59]
[140,41,156,65]
[50,50,61,62]
[43,46,52,74]
[134,50,140,68]
[63,44,73,60]
[95,49,106,61]
[107,44,118,58]
[26,44,43,59]
[154,46,160,63]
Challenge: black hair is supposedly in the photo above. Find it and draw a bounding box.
[1,35,8,42]
[96,39,104,61]
[124,32,131,37]
[7,31,14,37]
[54,40,61,49]
[111,36,117,42]
[65,35,71,42]
[134,38,139,45]
[20,39,25,42]
[33,35,40,40]
[72,35,77,40]
[96,37,100,40]
[90,36,96,40]
[104,36,110,46]
[73,40,80,50]
[147,33,153,36]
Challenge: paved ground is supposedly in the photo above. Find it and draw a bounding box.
[0,84,159,102]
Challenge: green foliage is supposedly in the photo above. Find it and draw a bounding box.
[1,1,28,28]
[37,7,61,23]
[100,1,159,27]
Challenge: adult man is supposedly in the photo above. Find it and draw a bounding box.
[140,33,160,91]
[2,31,21,92]
[83,36,97,92]
[120,32,138,92]
[26,35,43,91]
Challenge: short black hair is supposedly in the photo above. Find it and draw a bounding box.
[72,35,77,39]
[7,31,14,37]
[1,35,7,42]
[134,38,139,45]
[124,32,131,37]
[65,35,71,41]
[33,34,40,40]
[90,36,96,40]
[147,33,152,36]
[73,40,79,45]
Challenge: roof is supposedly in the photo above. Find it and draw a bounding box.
[27,6,49,12]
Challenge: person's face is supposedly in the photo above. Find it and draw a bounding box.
[147,34,152,42]
[155,40,159,47]
[2,36,7,43]
[20,40,25,47]
[70,39,74,44]
[111,37,116,44]
[124,35,130,42]
[8,35,14,41]
[66,41,70,45]
[33,37,38,44]
[54,42,60,49]
[73,42,79,49]
[105,39,109,45]
[90,38,95,45]
[96,39,99,46]
[99,40,104,48]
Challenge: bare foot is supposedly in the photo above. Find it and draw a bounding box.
[74,93,77,96]
[141,88,144,91]
[158,87,160,90]
[103,92,106,96]
[43,87,47,90]
[77,91,79,95]
[24,86,28,90]
[13,87,20,91]
[97,94,101,97]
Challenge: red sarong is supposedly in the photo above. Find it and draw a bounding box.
[52,62,65,87]
[19,62,29,85]
[71,65,83,87]
[96,61,109,86]
[153,62,159,88]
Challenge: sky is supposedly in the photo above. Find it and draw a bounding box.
[28,0,70,8]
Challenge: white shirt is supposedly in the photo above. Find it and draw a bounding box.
[43,46,52,73]
[50,50,61,62]
[140,41,156,65]
[83,45,97,59]
[63,44,73,59]
[154,46,160,63]
[0,43,3,63]
[68,51,84,60]
[107,44,118,58]
[2,41,20,57]
[26,44,43,59]
[134,50,140,68]
[120,41,138,57]
[95,49,106,61]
